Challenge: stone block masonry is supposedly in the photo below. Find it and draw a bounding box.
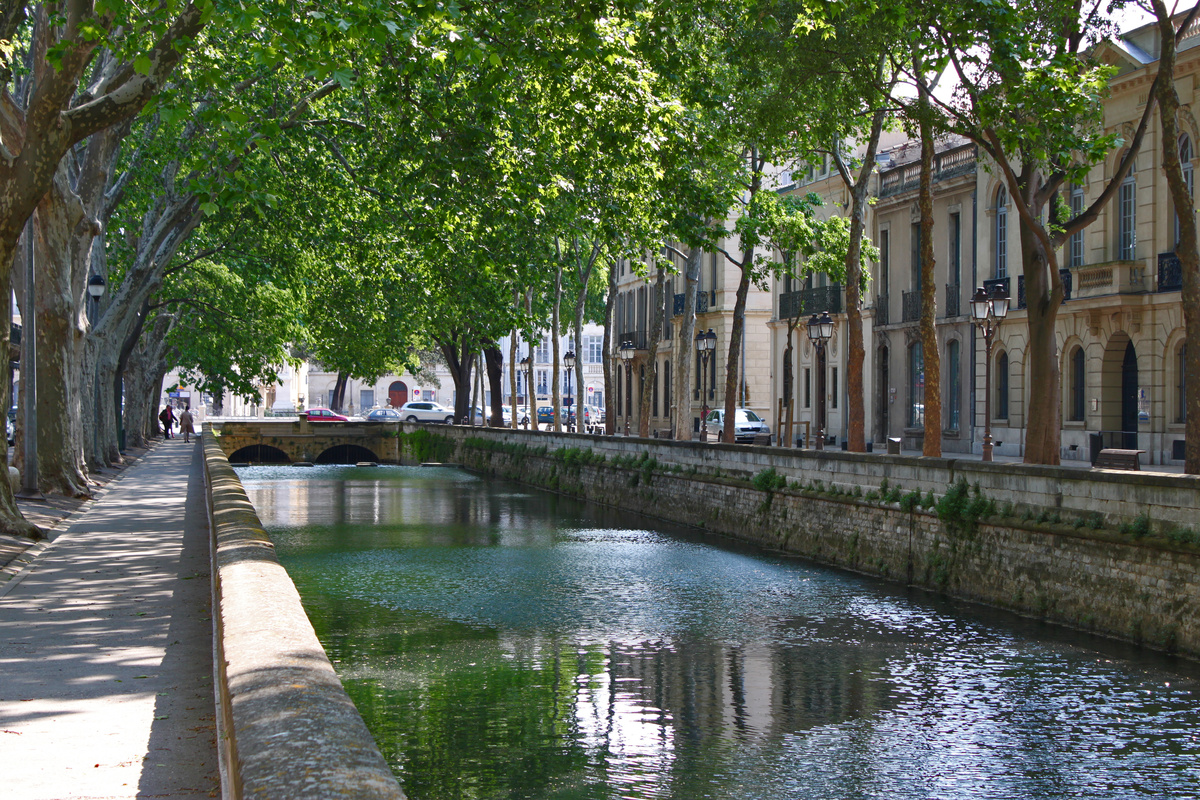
[406,425,1200,660]
[202,427,405,799]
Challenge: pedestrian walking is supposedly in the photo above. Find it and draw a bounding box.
[178,405,195,443]
[159,405,175,439]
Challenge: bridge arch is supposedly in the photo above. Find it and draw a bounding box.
[228,444,291,464]
[315,444,381,464]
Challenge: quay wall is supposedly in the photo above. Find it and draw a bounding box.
[402,425,1200,659]
[202,429,405,800]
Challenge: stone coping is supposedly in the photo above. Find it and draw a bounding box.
[202,427,404,799]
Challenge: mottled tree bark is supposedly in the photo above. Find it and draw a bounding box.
[674,246,700,440]
[917,67,941,456]
[603,258,617,435]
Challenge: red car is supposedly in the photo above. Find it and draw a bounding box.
[303,407,349,422]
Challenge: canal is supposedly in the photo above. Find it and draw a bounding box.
[238,464,1200,800]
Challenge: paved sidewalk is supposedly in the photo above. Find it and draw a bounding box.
[0,438,218,799]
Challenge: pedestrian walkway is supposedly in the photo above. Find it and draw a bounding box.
[0,438,218,799]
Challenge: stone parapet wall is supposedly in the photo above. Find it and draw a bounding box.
[414,425,1200,530]
[410,425,1200,659]
[202,427,405,799]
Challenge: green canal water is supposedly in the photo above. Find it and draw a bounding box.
[238,464,1200,800]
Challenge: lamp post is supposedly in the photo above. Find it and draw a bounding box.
[695,328,716,440]
[971,283,1010,462]
[806,311,835,450]
[520,355,533,429]
[563,350,575,432]
[618,340,635,435]
[87,274,106,465]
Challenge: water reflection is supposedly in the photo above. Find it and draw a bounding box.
[241,465,1200,800]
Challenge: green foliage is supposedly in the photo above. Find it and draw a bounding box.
[403,429,456,463]
[1166,526,1200,547]
[935,479,994,535]
[899,490,922,512]
[752,467,788,493]
[1120,513,1152,540]
[552,447,607,470]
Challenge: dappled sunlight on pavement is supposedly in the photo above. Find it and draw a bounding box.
[0,438,218,799]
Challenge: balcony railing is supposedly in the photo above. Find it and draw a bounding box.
[1014,270,1073,309]
[1159,251,1183,292]
[945,283,960,317]
[875,294,888,325]
[878,144,978,198]
[672,291,711,316]
[983,276,1010,307]
[617,331,648,351]
[1067,260,1146,299]
[901,290,921,323]
[779,284,843,319]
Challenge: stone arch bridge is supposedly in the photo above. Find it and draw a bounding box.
[210,418,405,464]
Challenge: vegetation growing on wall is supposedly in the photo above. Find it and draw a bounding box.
[403,430,457,464]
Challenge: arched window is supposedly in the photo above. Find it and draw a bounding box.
[1070,346,1086,422]
[1177,134,1194,246]
[1118,155,1137,260]
[946,340,961,431]
[1068,183,1085,268]
[997,351,1010,420]
[663,359,671,420]
[1180,343,1189,424]
[909,341,924,427]
[995,185,1008,278]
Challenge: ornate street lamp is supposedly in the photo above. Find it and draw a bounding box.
[519,355,534,429]
[87,274,107,464]
[563,350,576,432]
[971,284,1010,461]
[618,340,635,435]
[695,328,716,440]
[807,311,835,450]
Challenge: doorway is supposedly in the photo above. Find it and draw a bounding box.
[1121,342,1138,449]
[388,381,409,408]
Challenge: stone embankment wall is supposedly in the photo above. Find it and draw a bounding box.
[202,429,405,799]
[402,425,1200,659]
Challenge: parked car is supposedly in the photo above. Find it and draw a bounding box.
[537,405,556,424]
[704,408,770,443]
[303,407,349,422]
[399,401,455,424]
[365,407,403,422]
[582,406,605,426]
[502,404,530,425]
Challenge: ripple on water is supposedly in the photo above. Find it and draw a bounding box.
[249,465,1200,800]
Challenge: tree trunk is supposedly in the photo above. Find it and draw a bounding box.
[552,255,562,431]
[723,268,751,443]
[638,264,665,437]
[509,324,519,429]
[1153,0,1200,473]
[837,108,887,453]
[573,241,599,432]
[484,345,504,427]
[125,313,175,449]
[0,243,39,538]
[603,258,617,435]
[330,371,348,413]
[917,71,942,457]
[675,246,700,440]
[1020,199,1063,465]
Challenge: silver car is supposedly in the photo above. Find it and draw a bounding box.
[704,408,770,443]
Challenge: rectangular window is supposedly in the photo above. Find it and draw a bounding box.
[879,229,890,292]
[949,213,961,288]
[360,389,375,410]
[586,335,603,364]
[911,222,922,292]
[536,369,549,397]
[1069,186,1085,267]
[831,367,838,409]
[536,339,550,363]
[804,368,811,408]
[1119,178,1136,260]
[909,343,924,428]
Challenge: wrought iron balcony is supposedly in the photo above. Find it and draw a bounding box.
[875,294,889,325]
[1159,251,1183,292]
[945,283,960,318]
[672,291,711,316]
[617,331,648,351]
[779,284,843,320]
[878,144,978,198]
[982,276,1010,307]
[901,290,921,323]
[1014,270,1073,309]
